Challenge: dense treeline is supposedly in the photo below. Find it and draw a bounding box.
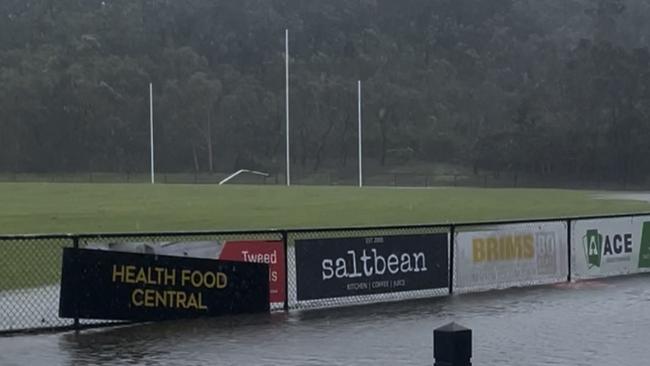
[1,0,649,184]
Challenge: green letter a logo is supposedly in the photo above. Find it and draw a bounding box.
[583,229,602,269]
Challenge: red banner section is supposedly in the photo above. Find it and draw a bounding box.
[218,240,285,303]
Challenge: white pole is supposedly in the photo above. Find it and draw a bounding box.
[358,80,363,187]
[285,29,291,186]
[149,83,155,184]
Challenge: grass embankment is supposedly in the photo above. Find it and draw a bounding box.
[1,182,650,290]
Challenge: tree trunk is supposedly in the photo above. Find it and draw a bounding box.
[207,107,213,173]
[312,114,338,172]
[192,144,200,173]
[379,116,388,166]
[299,123,308,168]
[341,111,351,167]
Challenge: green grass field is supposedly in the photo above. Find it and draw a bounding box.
[2,183,650,235]
[2,182,650,291]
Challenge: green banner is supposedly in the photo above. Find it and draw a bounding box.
[638,222,650,268]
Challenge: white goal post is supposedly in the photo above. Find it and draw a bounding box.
[218,169,270,185]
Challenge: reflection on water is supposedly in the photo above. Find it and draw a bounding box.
[1,274,650,366]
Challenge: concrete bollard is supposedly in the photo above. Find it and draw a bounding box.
[434,322,472,366]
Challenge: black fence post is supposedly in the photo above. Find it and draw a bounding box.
[282,230,290,312]
[434,322,472,366]
[449,225,455,295]
[73,236,80,332]
[567,219,572,283]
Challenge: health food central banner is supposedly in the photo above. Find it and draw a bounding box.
[571,216,650,279]
[59,248,269,321]
[454,222,568,290]
[85,239,285,304]
[294,233,448,301]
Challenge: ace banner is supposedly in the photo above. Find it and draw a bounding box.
[572,216,650,279]
[59,248,269,321]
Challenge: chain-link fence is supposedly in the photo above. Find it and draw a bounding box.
[0,231,284,334]
[0,235,74,332]
[4,213,650,335]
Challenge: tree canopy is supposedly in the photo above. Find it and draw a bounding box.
[1,0,649,185]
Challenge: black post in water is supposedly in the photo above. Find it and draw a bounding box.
[434,322,472,366]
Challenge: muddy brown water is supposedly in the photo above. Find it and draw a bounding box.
[1,274,649,366]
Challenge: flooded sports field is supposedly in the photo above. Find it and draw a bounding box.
[1,274,648,366]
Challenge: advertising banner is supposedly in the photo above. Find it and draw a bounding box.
[454,222,567,290]
[294,233,448,301]
[571,216,650,279]
[87,239,286,304]
[59,248,269,321]
[218,240,285,303]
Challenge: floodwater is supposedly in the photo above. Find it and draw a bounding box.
[594,192,650,203]
[1,274,649,366]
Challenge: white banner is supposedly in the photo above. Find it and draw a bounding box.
[571,216,650,279]
[454,222,568,291]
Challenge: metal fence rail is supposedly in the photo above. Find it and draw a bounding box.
[2,212,650,335]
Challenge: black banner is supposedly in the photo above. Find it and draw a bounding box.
[59,248,269,321]
[295,233,448,301]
